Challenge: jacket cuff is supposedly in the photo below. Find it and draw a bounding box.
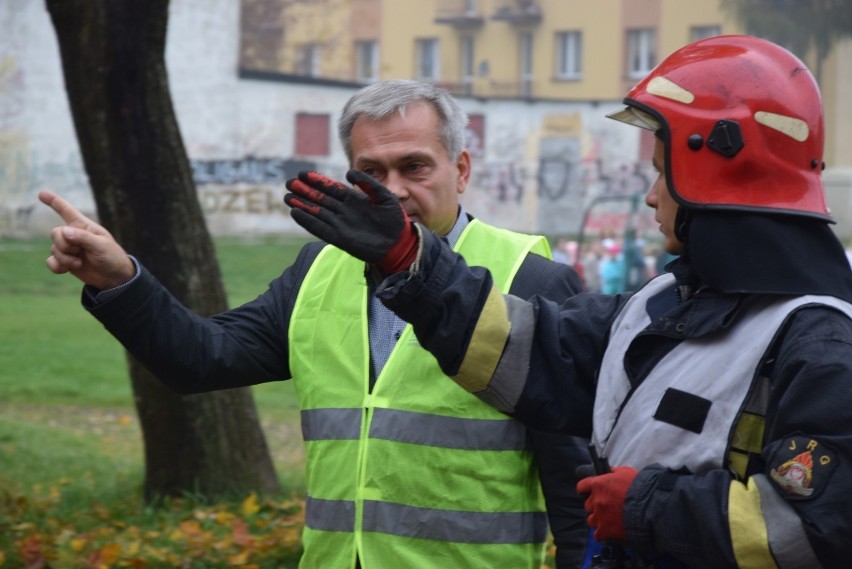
[623,464,667,559]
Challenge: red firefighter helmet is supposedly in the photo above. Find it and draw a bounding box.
[608,35,829,220]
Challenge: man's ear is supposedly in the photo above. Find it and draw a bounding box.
[456,149,472,195]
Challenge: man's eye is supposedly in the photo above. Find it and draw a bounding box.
[361,168,385,182]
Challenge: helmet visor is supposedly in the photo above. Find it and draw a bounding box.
[606,106,661,132]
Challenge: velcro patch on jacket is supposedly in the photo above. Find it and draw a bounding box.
[767,434,835,499]
[653,388,711,434]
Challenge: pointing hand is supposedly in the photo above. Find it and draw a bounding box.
[39,191,135,290]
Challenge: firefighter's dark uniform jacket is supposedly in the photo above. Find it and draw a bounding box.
[375,216,852,568]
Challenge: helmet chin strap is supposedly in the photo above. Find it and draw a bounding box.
[674,206,691,245]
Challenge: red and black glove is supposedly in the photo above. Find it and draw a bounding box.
[576,465,638,542]
[285,169,419,273]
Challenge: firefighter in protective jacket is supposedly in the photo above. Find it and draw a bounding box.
[285,36,852,568]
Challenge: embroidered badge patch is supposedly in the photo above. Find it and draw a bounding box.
[768,435,835,498]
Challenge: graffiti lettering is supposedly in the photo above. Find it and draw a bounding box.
[199,187,289,216]
[191,157,315,185]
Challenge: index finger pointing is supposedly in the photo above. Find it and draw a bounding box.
[38,190,94,226]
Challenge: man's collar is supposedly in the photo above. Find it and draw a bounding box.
[441,205,469,248]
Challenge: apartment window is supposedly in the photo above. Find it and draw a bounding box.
[416,38,440,81]
[520,32,533,97]
[691,25,721,41]
[556,31,583,80]
[355,40,379,82]
[295,43,320,76]
[460,36,475,94]
[295,113,330,156]
[627,28,656,79]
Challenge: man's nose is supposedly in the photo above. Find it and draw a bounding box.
[384,172,409,199]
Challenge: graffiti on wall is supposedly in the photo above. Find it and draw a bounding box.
[0,54,25,131]
[461,114,654,236]
[198,187,290,216]
[192,156,301,185]
[468,121,527,216]
[191,156,316,219]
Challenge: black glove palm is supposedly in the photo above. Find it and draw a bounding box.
[285,169,418,272]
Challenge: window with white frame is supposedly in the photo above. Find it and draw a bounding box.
[416,38,440,82]
[627,28,656,79]
[690,25,721,41]
[295,43,320,76]
[556,31,582,80]
[355,40,379,82]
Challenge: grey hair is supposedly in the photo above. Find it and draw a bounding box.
[338,79,469,163]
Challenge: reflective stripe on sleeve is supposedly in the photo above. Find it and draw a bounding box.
[729,474,819,568]
[728,477,779,568]
[453,286,511,393]
[369,408,528,450]
[476,294,536,413]
[753,475,821,568]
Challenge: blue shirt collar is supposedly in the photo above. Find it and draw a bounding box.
[441,204,469,248]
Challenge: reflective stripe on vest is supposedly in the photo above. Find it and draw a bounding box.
[289,219,551,568]
[302,407,529,450]
[306,496,548,544]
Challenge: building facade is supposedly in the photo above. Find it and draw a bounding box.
[2,0,851,243]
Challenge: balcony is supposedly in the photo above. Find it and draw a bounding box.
[434,0,485,28]
[489,79,537,99]
[491,0,542,25]
[435,81,475,97]
[434,79,536,100]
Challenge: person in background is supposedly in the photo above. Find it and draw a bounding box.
[598,238,626,294]
[284,37,852,568]
[41,80,588,568]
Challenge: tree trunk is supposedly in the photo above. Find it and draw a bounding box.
[45,0,280,501]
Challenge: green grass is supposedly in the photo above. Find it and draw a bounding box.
[0,236,317,412]
[0,235,315,568]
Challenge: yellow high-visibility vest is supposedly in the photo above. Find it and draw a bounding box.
[289,219,551,568]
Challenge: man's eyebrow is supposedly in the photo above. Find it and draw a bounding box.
[355,152,432,166]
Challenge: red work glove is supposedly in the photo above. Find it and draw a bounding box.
[285,169,419,273]
[576,465,638,542]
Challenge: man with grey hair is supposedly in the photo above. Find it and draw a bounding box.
[41,79,585,568]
